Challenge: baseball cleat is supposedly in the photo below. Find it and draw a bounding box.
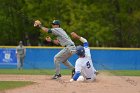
[71,69,75,78]
[52,74,61,79]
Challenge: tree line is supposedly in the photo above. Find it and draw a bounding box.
[0,0,140,47]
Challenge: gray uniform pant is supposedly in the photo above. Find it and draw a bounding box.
[17,55,24,69]
[54,46,76,75]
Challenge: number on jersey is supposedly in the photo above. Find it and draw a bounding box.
[86,61,91,69]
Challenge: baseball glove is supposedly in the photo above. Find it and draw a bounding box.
[34,20,41,27]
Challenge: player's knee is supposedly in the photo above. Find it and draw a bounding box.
[54,57,57,62]
[54,56,59,63]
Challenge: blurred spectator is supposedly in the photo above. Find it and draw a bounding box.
[43,36,54,46]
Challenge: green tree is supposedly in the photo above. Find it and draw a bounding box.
[0,0,140,47]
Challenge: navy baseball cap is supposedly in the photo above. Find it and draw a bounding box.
[52,20,60,25]
[76,45,85,57]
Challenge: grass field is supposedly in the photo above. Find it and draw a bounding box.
[0,69,71,75]
[0,81,35,91]
[100,70,140,76]
[0,69,140,76]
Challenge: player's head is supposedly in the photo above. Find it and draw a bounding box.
[19,41,23,46]
[76,45,85,57]
[51,20,60,27]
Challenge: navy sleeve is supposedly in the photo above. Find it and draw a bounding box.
[83,42,89,48]
[48,29,52,33]
[72,71,81,81]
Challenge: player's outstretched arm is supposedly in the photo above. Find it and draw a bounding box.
[71,32,88,45]
[34,20,49,32]
[71,32,81,39]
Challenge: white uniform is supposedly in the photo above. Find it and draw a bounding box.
[75,38,96,81]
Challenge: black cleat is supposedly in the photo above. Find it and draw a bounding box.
[52,74,61,79]
[71,69,75,78]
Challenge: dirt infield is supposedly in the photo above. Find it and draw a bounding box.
[0,73,140,93]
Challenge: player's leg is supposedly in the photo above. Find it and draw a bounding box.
[17,57,21,70]
[57,47,75,69]
[65,46,76,77]
[62,60,75,77]
[62,60,74,70]
[53,48,65,79]
[61,46,76,69]
[53,47,74,79]
[62,46,76,77]
[20,57,24,70]
[19,57,23,70]
[53,60,61,76]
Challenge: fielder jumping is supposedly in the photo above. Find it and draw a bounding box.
[34,20,75,79]
[70,32,97,82]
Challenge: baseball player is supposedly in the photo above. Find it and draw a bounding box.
[70,32,96,82]
[34,20,76,79]
[16,41,26,70]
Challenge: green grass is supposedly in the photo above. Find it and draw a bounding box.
[100,70,140,76]
[0,69,71,75]
[0,81,35,90]
[0,69,140,76]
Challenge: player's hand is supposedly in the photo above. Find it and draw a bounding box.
[53,39,59,45]
[71,32,80,39]
[34,20,41,27]
[70,79,74,82]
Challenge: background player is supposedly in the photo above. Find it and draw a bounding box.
[70,32,96,82]
[34,20,75,79]
[16,41,26,70]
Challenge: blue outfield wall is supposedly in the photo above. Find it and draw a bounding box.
[0,47,140,70]
[92,49,140,70]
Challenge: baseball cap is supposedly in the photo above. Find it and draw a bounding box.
[76,45,85,57]
[52,20,60,25]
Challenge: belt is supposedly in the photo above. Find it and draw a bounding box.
[65,44,74,47]
[86,78,91,80]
